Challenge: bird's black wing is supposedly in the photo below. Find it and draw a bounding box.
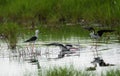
[24,36,37,42]
[97,30,114,37]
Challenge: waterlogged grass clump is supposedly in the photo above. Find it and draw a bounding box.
[0,22,20,49]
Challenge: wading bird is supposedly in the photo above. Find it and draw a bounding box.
[85,27,114,40]
[24,30,39,42]
[85,27,114,63]
[85,27,114,53]
[45,43,78,58]
[24,30,39,54]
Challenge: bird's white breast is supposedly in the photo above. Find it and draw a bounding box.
[90,32,100,39]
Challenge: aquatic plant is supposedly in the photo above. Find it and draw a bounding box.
[0,22,20,49]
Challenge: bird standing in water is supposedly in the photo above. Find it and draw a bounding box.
[85,27,114,40]
[24,30,39,54]
[24,30,39,42]
[85,27,114,59]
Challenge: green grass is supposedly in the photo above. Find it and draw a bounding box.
[0,0,120,26]
[0,22,21,49]
[24,66,120,76]
[113,25,120,42]
[102,69,120,76]
[37,65,94,76]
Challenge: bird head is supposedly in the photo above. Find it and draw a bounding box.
[35,30,39,33]
[35,29,39,37]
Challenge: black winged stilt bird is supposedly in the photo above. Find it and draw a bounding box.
[89,27,114,50]
[85,27,114,56]
[24,30,39,54]
[45,43,78,58]
[24,30,39,42]
[85,27,114,64]
[86,27,114,40]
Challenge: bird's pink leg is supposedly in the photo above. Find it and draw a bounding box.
[90,39,94,49]
[91,39,95,58]
[32,43,35,55]
[95,40,99,57]
[27,43,31,55]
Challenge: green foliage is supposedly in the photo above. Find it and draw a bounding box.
[24,66,120,76]
[0,22,20,49]
[0,0,120,25]
[0,0,119,48]
[45,66,93,76]
[101,69,120,76]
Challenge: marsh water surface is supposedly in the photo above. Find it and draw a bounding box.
[0,28,120,76]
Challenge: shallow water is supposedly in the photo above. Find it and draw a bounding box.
[0,38,120,76]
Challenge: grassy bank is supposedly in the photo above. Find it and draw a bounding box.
[0,0,120,26]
